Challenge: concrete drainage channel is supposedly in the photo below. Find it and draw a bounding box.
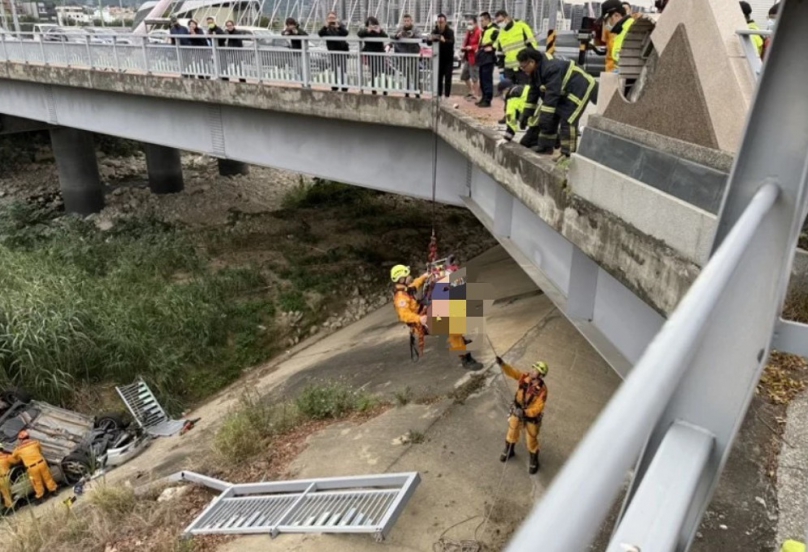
[168,471,421,542]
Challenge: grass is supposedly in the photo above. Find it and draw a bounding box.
[407,429,425,444]
[295,381,377,420]
[394,386,413,406]
[0,202,276,412]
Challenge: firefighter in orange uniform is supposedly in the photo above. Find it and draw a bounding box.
[391,264,430,354]
[0,443,19,510]
[496,357,549,474]
[12,430,58,500]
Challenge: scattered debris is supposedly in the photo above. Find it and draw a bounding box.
[157,485,191,503]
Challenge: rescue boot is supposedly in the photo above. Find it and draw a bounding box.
[460,353,484,371]
[500,441,515,462]
[529,451,540,474]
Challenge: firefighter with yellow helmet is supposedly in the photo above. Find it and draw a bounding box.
[496,356,549,474]
[12,430,58,501]
[0,443,19,511]
[390,264,483,370]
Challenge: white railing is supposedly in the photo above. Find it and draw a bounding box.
[0,32,437,97]
[736,27,772,78]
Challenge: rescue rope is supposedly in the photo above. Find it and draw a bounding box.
[429,56,441,256]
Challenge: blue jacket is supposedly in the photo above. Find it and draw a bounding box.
[170,25,192,46]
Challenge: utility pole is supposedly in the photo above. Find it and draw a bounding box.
[9,0,21,35]
[545,0,557,54]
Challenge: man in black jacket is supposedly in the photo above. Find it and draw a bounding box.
[318,11,350,91]
[282,17,308,50]
[476,11,498,107]
[358,16,388,95]
[220,20,246,82]
[427,14,455,98]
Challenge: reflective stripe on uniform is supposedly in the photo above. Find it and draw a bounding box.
[539,105,556,114]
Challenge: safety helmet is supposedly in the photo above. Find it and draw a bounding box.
[390,265,411,283]
[531,361,549,377]
[18,429,29,440]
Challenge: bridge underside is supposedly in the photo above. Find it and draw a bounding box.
[0,76,666,377]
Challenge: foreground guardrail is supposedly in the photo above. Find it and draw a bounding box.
[0,33,437,96]
[736,27,772,78]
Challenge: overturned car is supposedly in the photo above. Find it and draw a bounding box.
[0,388,150,503]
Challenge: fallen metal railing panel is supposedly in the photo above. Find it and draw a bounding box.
[115,378,186,437]
[179,471,420,542]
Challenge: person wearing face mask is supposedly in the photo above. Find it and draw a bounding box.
[460,17,482,103]
[492,9,537,86]
[393,14,424,98]
[205,17,225,47]
[600,0,632,74]
[761,3,779,59]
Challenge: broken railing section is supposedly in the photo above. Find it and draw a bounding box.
[116,377,189,437]
[172,471,421,542]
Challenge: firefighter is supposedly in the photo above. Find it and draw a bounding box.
[517,47,597,157]
[496,356,548,474]
[0,443,18,511]
[493,9,537,85]
[391,264,483,370]
[12,430,58,500]
[740,1,764,57]
[497,79,530,141]
[391,264,430,356]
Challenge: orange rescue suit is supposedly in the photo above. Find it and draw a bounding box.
[502,362,548,454]
[393,273,429,325]
[12,439,58,499]
[0,451,18,508]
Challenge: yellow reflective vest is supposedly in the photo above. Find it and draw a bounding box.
[781,541,806,552]
[611,16,635,69]
[505,85,530,136]
[495,20,537,70]
[748,21,764,56]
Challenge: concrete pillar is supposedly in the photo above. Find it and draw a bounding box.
[217,158,250,177]
[50,127,104,215]
[144,144,184,194]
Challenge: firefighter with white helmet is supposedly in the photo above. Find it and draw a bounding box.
[496,357,549,474]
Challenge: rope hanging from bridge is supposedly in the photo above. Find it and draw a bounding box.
[428,53,441,263]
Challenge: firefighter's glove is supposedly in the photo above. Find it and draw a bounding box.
[495,356,504,366]
[514,407,525,420]
[519,112,530,130]
[496,55,505,69]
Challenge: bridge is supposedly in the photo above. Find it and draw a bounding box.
[1,0,806,549]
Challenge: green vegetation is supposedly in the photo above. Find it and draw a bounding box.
[0,202,275,411]
[394,386,413,406]
[295,381,376,420]
[0,177,494,413]
[215,383,378,463]
[407,429,426,444]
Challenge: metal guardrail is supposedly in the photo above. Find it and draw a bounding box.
[737,27,772,78]
[0,33,437,96]
[506,1,808,550]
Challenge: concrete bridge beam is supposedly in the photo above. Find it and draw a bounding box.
[49,127,104,215]
[218,159,250,177]
[144,144,184,194]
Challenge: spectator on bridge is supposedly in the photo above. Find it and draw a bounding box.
[169,16,191,47]
[393,14,423,98]
[206,17,226,47]
[493,10,536,86]
[188,20,207,46]
[220,20,247,83]
[475,12,499,108]
[762,3,779,59]
[282,17,308,50]
[517,47,598,158]
[426,14,455,99]
[186,19,209,80]
[318,12,350,92]
[740,1,764,57]
[357,16,389,96]
[460,16,481,103]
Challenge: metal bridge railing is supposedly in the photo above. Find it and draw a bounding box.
[737,27,772,78]
[0,33,437,97]
[505,2,808,550]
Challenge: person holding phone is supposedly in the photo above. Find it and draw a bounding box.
[426,14,455,98]
[318,11,350,91]
[357,16,389,95]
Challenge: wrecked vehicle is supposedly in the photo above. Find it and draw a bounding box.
[0,388,150,503]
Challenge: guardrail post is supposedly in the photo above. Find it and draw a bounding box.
[85,35,92,69]
[175,39,181,75]
[112,35,120,72]
[357,41,364,93]
[300,39,310,88]
[431,42,440,98]
[38,35,46,65]
[211,39,220,79]
[61,39,67,67]
[0,33,5,62]
[252,37,260,83]
[142,37,150,74]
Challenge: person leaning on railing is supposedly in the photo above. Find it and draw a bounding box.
[282,17,308,50]
[318,11,350,92]
[221,20,246,83]
[393,13,423,98]
[357,16,389,96]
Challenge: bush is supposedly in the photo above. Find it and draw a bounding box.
[295,382,376,420]
[281,179,377,210]
[214,390,299,462]
[0,203,275,411]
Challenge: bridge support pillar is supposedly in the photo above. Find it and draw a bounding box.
[144,144,184,194]
[217,158,250,177]
[50,127,104,215]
